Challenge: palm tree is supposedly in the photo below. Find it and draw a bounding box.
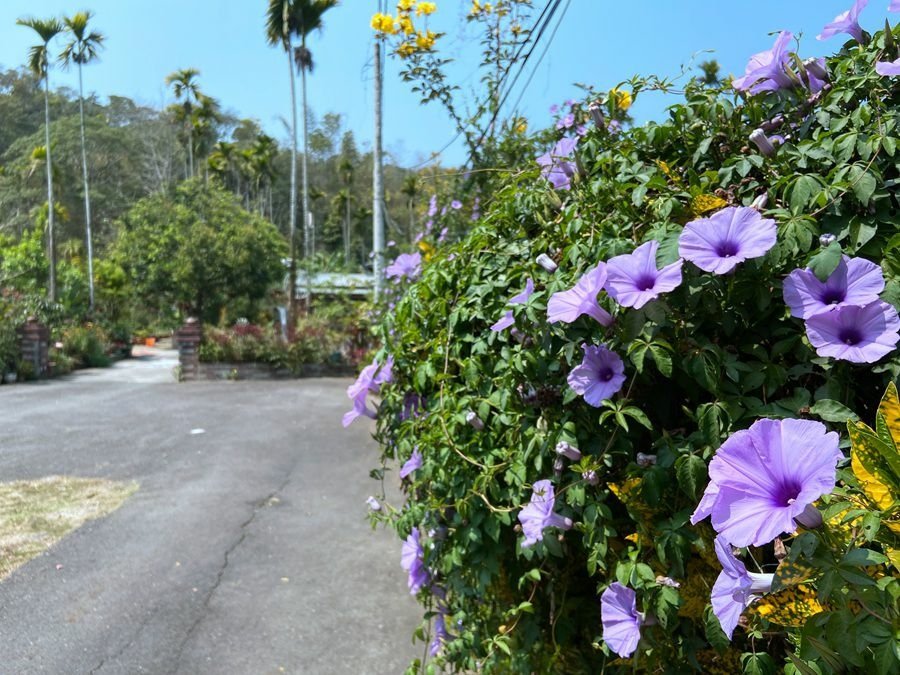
[165,68,201,177]
[265,0,338,317]
[18,16,64,301]
[60,10,104,311]
[337,156,354,264]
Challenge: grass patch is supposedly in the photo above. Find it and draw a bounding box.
[0,476,137,581]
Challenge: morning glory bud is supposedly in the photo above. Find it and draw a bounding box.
[466,411,484,430]
[536,253,558,272]
[366,496,382,512]
[803,57,828,83]
[750,193,768,211]
[655,576,680,588]
[555,441,582,461]
[582,470,599,485]
[588,102,605,128]
[749,129,776,156]
[819,233,837,247]
[636,452,657,467]
[553,457,565,478]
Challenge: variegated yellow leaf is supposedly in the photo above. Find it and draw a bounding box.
[848,421,900,507]
[690,194,727,216]
[749,584,823,627]
[770,557,817,592]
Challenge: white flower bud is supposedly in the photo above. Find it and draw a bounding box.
[749,129,776,156]
[366,496,382,512]
[819,233,837,247]
[466,411,484,430]
[636,452,657,467]
[536,253,558,272]
[582,470,599,485]
[555,441,582,461]
[750,193,768,211]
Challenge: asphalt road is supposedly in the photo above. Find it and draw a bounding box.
[0,351,421,674]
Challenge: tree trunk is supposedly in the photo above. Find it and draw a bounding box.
[286,44,298,335]
[344,189,351,266]
[373,39,385,299]
[43,73,57,302]
[77,64,95,311]
[300,37,312,310]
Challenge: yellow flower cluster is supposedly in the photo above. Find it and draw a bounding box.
[610,87,632,111]
[416,30,436,50]
[416,1,436,15]
[371,13,398,35]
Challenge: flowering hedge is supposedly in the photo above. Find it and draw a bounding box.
[356,6,900,674]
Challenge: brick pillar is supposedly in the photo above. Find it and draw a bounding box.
[16,317,50,378]
[174,317,202,380]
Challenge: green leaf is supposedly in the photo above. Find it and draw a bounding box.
[703,606,730,652]
[809,399,859,423]
[849,165,877,206]
[808,241,843,283]
[650,345,673,377]
[675,454,707,500]
[790,175,821,214]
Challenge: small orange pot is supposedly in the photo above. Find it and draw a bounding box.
[145,337,156,347]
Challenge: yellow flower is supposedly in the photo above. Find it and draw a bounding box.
[371,13,398,35]
[397,42,416,58]
[418,240,435,261]
[415,30,436,50]
[515,119,527,134]
[398,16,415,35]
[397,0,415,10]
[510,22,522,35]
[416,1,437,15]
[611,88,632,111]
[470,0,482,15]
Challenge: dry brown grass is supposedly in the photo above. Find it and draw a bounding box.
[0,476,137,581]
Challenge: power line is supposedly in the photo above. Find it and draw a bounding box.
[507,0,570,116]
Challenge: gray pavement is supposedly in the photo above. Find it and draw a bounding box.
[0,354,421,674]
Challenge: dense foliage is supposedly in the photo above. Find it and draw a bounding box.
[367,20,900,675]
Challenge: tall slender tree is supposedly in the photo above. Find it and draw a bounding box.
[60,10,104,311]
[17,16,64,301]
[265,0,338,318]
[165,68,201,177]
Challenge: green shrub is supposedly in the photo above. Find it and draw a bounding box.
[60,324,111,368]
[367,21,900,675]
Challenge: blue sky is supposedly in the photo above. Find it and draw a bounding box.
[0,0,886,166]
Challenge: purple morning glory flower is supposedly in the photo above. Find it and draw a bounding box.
[556,113,575,130]
[783,255,884,319]
[690,418,841,547]
[607,120,621,134]
[401,528,429,594]
[711,535,774,639]
[490,311,515,332]
[347,360,380,400]
[876,57,900,75]
[471,196,481,221]
[678,206,777,275]
[805,300,900,363]
[385,252,422,281]
[605,240,683,309]
[818,0,868,42]
[491,279,535,332]
[536,137,578,190]
[450,199,462,210]
[567,343,626,407]
[549,103,559,114]
[341,392,376,427]
[600,582,643,658]
[399,447,423,479]
[732,31,796,94]
[804,57,829,92]
[438,227,449,243]
[517,479,572,548]
[428,195,438,217]
[547,262,613,326]
[430,610,449,656]
[373,354,394,387]
[400,392,424,421]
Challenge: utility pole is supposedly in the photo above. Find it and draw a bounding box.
[372,29,385,299]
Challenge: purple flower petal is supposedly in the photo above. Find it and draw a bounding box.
[385,252,422,280]
[600,582,642,658]
[876,57,900,75]
[817,0,868,42]
[491,310,515,332]
[547,263,613,325]
[679,206,777,275]
[805,300,900,363]
[517,479,572,548]
[509,278,535,305]
[605,240,683,309]
[400,528,429,594]
[567,343,626,407]
[711,536,773,639]
[399,447,423,479]
[694,418,841,547]
[783,256,884,319]
[732,31,797,94]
